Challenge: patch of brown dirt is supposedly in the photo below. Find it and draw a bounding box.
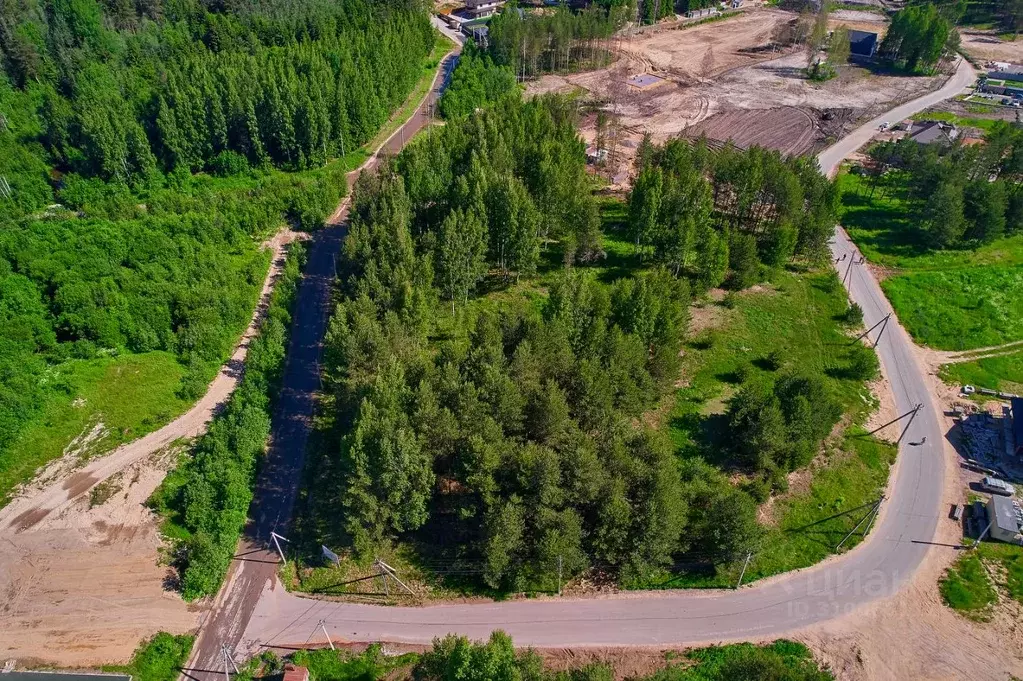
[686,106,818,156]
[960,28,1023,64]
[62,471,99,499]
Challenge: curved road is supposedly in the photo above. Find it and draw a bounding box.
[205,58,977,659]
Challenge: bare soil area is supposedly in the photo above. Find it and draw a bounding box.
[960,29,1023,64]
[0,446,198,667]
[529,8,939,182]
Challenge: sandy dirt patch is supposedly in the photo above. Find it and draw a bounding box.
[960,29,1023,64]
[528,9,939,183]
[687,106,818,156]
[0,447,198,667]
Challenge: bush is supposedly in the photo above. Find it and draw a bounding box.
[208,151,250,177]
[104,632,194,681]
[846,346,880,381]
[842,302,864,327]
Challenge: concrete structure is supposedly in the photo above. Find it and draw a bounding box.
[464,0,504,18]
[986,494,1023,545]
[848,29,879,58]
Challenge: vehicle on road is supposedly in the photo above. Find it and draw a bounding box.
[980,476,1016,497]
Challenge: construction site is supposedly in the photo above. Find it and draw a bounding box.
[527,7,946,186]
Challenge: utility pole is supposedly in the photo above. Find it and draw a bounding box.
[896,403,923,446]
[873,313,891,348]
[862,495,884,537]
[374,559,415,596]
[318,620,335,650]
[836,497,882,550]
[270,531,289,565]
[867,404,922,438]
[736,551,753,588]
[557,555,563,596]
[972,519,993,549]
[220,644,239,681]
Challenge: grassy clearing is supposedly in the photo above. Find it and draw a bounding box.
[941,538,1023,620]
[940,550,997,620]
[653,269,895,588]
[102,633,194,681]
[838,171,1023,351]
[910,110,1002,131]
[940,349,1023,393]
[0,352,190,505]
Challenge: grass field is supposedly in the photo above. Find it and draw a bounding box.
[0,352,191,506]
[647,268,896,588]
[839,171,1023,351]
[940,540,1023,620]
[940,350,1023,393]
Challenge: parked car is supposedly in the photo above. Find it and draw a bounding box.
[980,476,1016,496]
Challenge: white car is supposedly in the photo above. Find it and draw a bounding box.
[980,476,1016,497]
[878,121,890,131]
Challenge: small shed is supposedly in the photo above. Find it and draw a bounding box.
[848,30,878,58]
[986,495,1023,544]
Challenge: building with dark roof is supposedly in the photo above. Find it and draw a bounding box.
[848,30,878,58]
[907,120,958,146]
[464,0,504,18]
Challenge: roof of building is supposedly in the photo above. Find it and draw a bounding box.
[848,29,878,56]
[909,120,956,145]
[988,494,1021,534]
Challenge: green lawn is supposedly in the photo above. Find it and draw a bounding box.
[0,352,192,505]
[650,268,896,588]
[940,550,998,621]
[940,350,1023,393]
[941,539,1023,620]
[838,171,1023,351]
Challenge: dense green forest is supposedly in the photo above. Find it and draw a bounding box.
[861,122,1023,248]
[0,0,434,500]
[911,0,1023,34]
[297,41,850,591]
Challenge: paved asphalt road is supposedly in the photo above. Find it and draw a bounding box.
[189,52,976,663]
[180,46,460,681]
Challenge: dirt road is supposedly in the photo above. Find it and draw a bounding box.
[179,42,461,681]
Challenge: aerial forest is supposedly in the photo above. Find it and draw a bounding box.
[312,44,846,591]
[0,0,434,496]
